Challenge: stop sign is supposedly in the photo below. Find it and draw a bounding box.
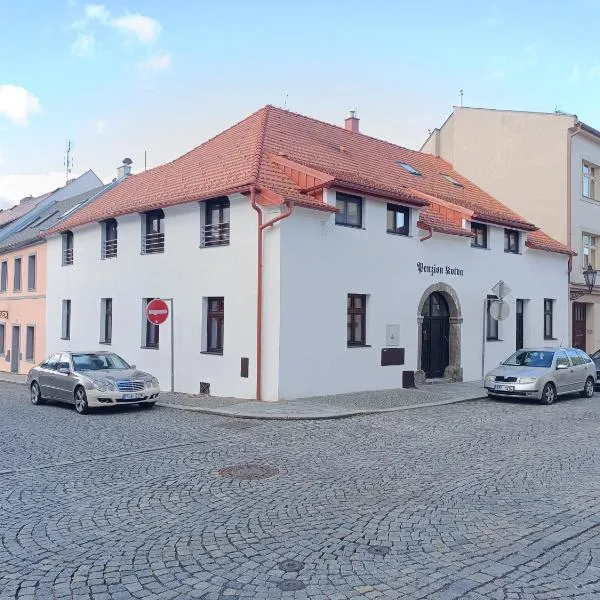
[146,298,169,325]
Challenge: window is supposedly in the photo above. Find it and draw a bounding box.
[544,298,554,339]
[583,233,597,268]
[441,173,463,187]
[566,348,582,366]
[206,297,225,353]
[555,350,570,369]
[335,193,363,228]
[0,323,5,354]
[27,255,36,291]
[504,229,520,254]
[397,161,421,176]
[41,354,59,370]
[201,197,230,247]
[100,298,112,344]
[577,349,593,364]
[142,210,165,254]
[386,204,410,236]
[583,161,597,199]
[13,257,21,292]
[471,223,488,249]
[347,294,367,346]
[25,326,34,361]
[0,261,7,293]
[487,295,499,340]
[62,231,74,265]
[61,300,71,340]
[143,298,159,348]
[102,219,118,259]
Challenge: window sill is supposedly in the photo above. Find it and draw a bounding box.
[61,337,70,341]
[544,337,558,341]
[471,245,490,250]
[199,242,230,249]
[141,346,159,350]
[335,223,364,230]
[347,344,371,348]
[486,338,503,342]
[62,264,73,267]
[27,288,35,292]
[13,289,21,293]
[201,350,223,356]
[99,341,112,345]
[503,251,520,255]
[386,230,410,237]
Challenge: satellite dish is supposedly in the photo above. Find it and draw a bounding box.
[122,157,133,165]
[490,299,510,321]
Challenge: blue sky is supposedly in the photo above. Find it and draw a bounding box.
[1,0,599,204]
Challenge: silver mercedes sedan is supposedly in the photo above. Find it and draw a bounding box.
[484,347,596,405]
[27,351,160,414]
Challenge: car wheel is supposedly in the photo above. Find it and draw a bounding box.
[581,376,595,398]
[30,381,45,405]
[74,386,89,415]
[540,382,557,405]
[139,401,155,409]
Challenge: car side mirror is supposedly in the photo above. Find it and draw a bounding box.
[57,367,70,375]
[130,364,136,370]
[556,363,568,370]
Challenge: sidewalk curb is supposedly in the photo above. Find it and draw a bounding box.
[156,395,487,420]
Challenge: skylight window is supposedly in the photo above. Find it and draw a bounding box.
[58,202,85,221]
[397,161,421,176]
[442,173,464,188]
[36,211,60,228]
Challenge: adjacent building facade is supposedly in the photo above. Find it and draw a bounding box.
[43,106,570,400]
[421,107,600,352]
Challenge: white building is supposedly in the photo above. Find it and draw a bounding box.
[44,107,570,401]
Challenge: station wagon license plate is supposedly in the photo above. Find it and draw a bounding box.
[494,384,514,392]
[122,393,145,400]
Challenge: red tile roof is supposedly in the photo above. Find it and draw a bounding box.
[48,105,570,255]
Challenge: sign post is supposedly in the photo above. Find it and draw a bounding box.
[146,298,174,392]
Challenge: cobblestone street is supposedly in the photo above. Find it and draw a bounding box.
[2,382,600,599]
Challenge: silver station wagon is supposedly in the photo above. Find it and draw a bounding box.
[27,351,160,414]
[484,347,596,405]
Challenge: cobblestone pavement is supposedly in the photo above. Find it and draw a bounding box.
[2,381,600,599]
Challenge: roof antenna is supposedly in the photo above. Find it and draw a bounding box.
[283,93,288,110]
[459,89,464,107]
[64,140,73,184]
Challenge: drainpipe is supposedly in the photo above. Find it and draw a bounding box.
[420,223,433,242]
[567,125,580,275]
[251,188,294,401]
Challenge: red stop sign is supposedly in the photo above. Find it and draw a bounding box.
[146,298,169,325]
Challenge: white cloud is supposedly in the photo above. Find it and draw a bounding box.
[589,64,600,78]
[0,171,66,203]
[488,70,506,80]
[95,120,105,134]
[138,53,171,71]
[571,64,582,83]
[72,31,96,56]
[111,14,161,43]
[0,85,41,127]
[487,4,501,26]
[84,3,110,23]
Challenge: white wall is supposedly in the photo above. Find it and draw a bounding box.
[46,194,271,400]
[277,190,569,399]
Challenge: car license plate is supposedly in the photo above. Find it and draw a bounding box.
[494,384,514,392]
[122,393,144,400]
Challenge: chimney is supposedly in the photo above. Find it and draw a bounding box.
[344,110,360,133]
[117,158,133,179]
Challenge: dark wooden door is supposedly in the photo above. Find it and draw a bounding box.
[10,326,19,373]
[421,292,450,379]
[516,299,524,350]
[572,303,587,350]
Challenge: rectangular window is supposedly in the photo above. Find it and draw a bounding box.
[583,232,597,268]
[487,295,499,340]
[471,222,488,249]
[0,323,5,354]
[347,294,367,346]
[62,231,74,265]
[335,193,363,228]
[102,219,118,259]
[201,198,230,247]
[27,255,36,291]
[61,299,71,340]
[13,257,21,292]
[386,204,410,236]
[504,229,520,254]
[544,298,554,339]
[100,298,112,344]
[25,326,34,361]
[206,297,225,353]
[0,261,7,293]
[143,298,159,348]
[142,210,165,254]
[583,161,597,199]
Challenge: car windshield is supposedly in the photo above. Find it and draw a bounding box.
[71,353,130,372]
[502,350,555,368]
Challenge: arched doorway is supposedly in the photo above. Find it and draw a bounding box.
[421,292,450,378]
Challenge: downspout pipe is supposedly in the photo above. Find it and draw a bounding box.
[251,189,294,401]
[420,223,433,242]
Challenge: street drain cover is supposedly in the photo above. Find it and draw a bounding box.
[218,464,279,480]
[367,545,390,556]
[278,559,304,572]
[278,580,306,591]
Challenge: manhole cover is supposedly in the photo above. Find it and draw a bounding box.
[367,545,390,556]
[218,464,279,480]
[278,580,306,591]
[278,559,304,572]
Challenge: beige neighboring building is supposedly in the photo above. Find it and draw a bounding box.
[421,107,600,353]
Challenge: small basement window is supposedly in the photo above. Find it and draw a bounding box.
[397,162,421,176]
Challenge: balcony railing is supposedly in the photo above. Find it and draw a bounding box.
[102,238,118,259]
[63,248,74,266]
[201,222,230,247]
[142,232,165,254]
